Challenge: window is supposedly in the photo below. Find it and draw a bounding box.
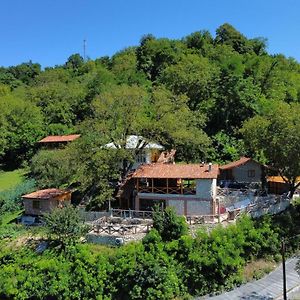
[136,151,146,163]
[248,170,255,178]
[32,200,41,209]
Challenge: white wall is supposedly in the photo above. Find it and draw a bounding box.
[167,200,184,215]
[186,200,211,215]
[132,149,157,170]
[196,179,215,199]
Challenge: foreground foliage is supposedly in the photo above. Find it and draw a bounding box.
[2,205,299,300]
[43,205,89,248]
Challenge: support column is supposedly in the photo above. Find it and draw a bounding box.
[166,178,169,194]
[135,196,140,211]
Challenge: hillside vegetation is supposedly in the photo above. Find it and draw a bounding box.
[1,23,300,205]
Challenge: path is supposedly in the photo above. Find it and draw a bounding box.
[205,258,300,300]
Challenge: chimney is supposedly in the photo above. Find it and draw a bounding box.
[208,162,212,172]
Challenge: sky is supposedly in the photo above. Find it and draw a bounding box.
[1,0,300,68]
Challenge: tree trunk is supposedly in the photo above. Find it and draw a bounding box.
[289,184,296,199]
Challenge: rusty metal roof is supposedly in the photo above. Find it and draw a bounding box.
[39,134,81,143]
[22,189,71,200]
[132,163,219,179]
[267,176,300,183]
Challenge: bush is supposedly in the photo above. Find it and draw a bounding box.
[152,206,188,241]
[43,205,89,249]
[109,242,186,299]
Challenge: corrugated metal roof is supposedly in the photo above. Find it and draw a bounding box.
[22,189,70,200]
[105,135,164,150]
[132,163,219,179]
[39,134,81,143]
[267,176,300,183]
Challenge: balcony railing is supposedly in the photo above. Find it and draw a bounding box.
[138,186,196,195]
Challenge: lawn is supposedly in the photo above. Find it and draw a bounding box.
[0,169,27,192]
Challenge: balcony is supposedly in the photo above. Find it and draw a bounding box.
[138,186,196,195]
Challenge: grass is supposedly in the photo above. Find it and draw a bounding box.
[243,259,278,282]
[0,169,27,192]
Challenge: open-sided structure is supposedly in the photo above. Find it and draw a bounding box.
[132,163,219,216]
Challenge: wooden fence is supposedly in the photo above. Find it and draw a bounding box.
[186,214,226,225]
[110,209,153,219]
[92,223,152,236]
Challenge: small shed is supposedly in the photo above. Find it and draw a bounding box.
[219,157,263,184]
[267,176,300,195]
[22,188,71,216]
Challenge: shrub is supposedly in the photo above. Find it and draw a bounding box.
[152,206,188,241]
[109,242,187,299]
[43,205,89,249]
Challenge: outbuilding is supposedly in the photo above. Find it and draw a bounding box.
[219,157,263,184]
[22,188,71,216]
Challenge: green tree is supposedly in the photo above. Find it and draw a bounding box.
[43,205,88,248]
[136,35,186,81]
[159,53,219,110]
[0,94,44,167]
[8,61,41,85]
[152,206,188,242]
[241,101,300,197]
[65,53,84,72]
[215,23,251,54]
[145,86,211,162]
[31,149,74,189]
[111,47,148,86]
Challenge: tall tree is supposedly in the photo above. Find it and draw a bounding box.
[0,94,44,167]
[241,101,300,197]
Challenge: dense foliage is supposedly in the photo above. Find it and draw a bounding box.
[2,209,298,299]
[0,178,36,214]
[43,205,89,248]
[1,23,300,200]
[152,206,188,241]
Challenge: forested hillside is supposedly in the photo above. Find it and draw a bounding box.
[1,23,300,205]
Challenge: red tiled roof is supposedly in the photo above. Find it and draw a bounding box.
[132,163,219,179]
[22,189,70,200]
[39,134,81,143]
[219,157,259,170]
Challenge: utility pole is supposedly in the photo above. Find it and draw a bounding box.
[281,238,287,300]
[83,39,86,61]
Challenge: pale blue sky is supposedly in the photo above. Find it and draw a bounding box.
[1,0,299,67]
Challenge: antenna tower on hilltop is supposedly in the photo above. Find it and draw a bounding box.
[83,39,86,61]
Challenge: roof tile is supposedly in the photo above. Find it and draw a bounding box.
[132,163,219,179]
[22,188,70,200]
[39,134,80,143]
